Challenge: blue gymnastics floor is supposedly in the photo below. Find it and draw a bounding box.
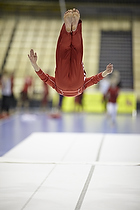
[0,110,140,156]
[0,110,140,210]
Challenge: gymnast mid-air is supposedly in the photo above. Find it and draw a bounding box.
[28,8,113,97]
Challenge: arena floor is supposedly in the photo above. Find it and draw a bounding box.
[0,110,140,210]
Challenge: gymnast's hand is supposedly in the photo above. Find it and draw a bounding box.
[28,49,37,64]
[28,49,40,71]
[102,63,113,77]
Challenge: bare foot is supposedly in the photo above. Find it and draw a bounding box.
[72,8,80,31]
[64,10,73,32]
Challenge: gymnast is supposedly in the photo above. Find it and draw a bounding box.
[28,8,113,97]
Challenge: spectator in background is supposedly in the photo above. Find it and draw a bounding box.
[106,76,120,125]
[41,81,49,108]
[58,94,64,110]
[99,76,110,110]
[112,70,121,88]
[74,92,84,112]
[0,71,12,118]
[19,75,33,108]
[10,72,16,109]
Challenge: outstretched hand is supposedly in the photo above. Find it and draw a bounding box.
[28,49,37,65]
[102,63,113,77]
[28,49,40,71]
[106,63,113,74]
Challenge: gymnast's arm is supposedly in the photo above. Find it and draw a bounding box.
[28,49,56,89]
[84,63,113,89]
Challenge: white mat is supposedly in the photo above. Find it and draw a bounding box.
[0,132,140,210]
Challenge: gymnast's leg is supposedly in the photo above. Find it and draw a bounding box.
[55,9,84,90]
[70,9,84,87]
[55,10,73,88]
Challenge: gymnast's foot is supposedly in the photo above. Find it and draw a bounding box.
[72,8,80,31]
[64,9,73,32]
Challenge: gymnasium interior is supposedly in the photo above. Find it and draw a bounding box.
[0,1,140,210]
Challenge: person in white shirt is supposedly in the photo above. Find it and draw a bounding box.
[0,71,12,118]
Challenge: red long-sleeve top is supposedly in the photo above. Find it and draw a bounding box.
[107,86,119,103]
[36,69,104,97]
